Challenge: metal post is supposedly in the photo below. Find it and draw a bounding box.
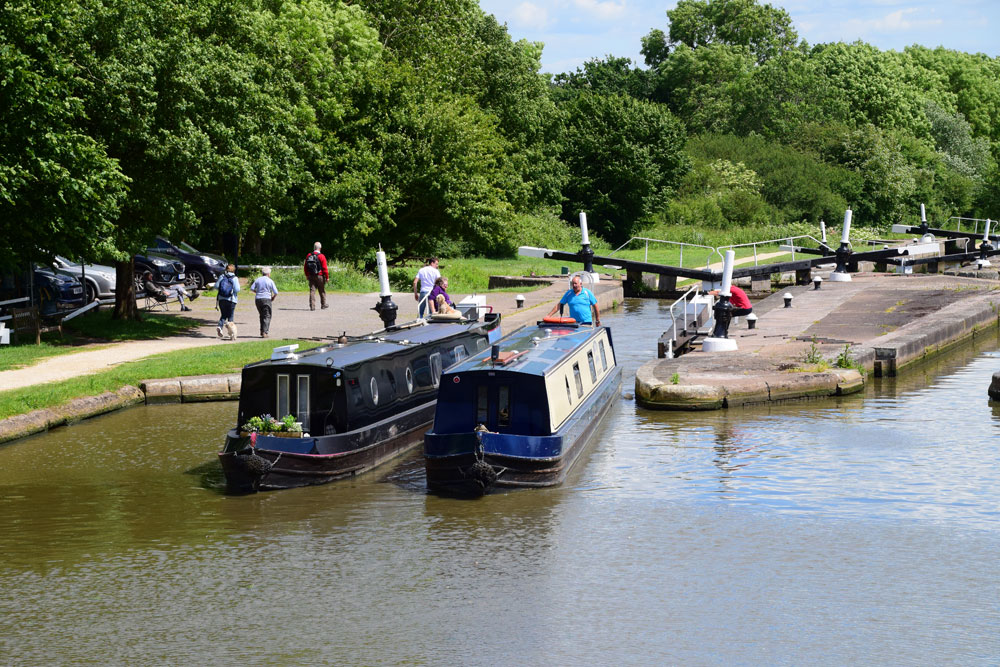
[829,208,854,282]
[978,219,993,268]
[372,247,398,327]
[579,211,595,274]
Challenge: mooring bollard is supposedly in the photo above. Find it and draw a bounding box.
[977,218,993,268]
[783,292,793,308]
[746,313,758,330]
[516,294,525,308]
[813,276,823,290]
[372,246,398,328]
[702,250,739,352]
[829,208,854,282]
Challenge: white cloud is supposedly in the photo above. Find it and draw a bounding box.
[509,2,551,30]
[848,7,943,33]
[573,0,627,22]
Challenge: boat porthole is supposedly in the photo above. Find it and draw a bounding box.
[370,377,379,405]
[405,367,414,393]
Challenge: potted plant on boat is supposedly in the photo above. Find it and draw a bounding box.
[240,414,303,438]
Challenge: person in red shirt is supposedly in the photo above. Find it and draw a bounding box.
[710,285,753,316]
[303,241,330,310]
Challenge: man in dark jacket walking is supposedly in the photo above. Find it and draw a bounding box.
[304,241,329,310]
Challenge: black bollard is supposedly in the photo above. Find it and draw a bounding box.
[372,294,398,328]
[710,293,734,339]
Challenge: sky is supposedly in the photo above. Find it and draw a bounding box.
[477,0,1000,75]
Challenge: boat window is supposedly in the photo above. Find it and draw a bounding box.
[587,351,597,383]
[573,363,583,398]
[565,376,573,404]
[477,385,489,423]
[476,338,486,350]
[598,341,608,370]
[405,367,414,393]
[453,345,467,362]
[276,374,290,418]
[429,353,442,388]
[297,375,310,428]
[369,377,379,406]
[498,385,510,427]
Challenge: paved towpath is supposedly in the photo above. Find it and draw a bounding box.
[0,276,621,392]
[636,272,1000,409]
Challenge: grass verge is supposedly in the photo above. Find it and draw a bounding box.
[0,310,199,372]
[0,338,307,420]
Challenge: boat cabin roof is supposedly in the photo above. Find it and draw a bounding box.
[447,324,604,377]
[246,320,483,371]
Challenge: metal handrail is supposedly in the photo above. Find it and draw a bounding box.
[608,236,717,268]
[663,285,701,359]
[948,216,995,236]
[716,234,827,264]
[610,234,827,270]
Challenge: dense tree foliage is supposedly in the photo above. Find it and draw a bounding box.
[3,0,1000,317]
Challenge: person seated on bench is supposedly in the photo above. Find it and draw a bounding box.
[709,285,753,316]
[142,271,198,311]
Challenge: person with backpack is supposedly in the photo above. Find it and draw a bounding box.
[303,241,329,311]
[216,263,240,340]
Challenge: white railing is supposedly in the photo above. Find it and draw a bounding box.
[717,234,830,265]
[607,237,717,269]
[948,216,996,237]
[663,285,701,359]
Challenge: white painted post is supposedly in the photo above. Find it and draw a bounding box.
[721,250,735,296]
[376,247,391,297]
[920,203,926,224]
[829,208,854,282]
[579,211,590,246]
[979,219,993,268]
[703,250,738,352]
[841,208,852,244]
[820,220,827,244]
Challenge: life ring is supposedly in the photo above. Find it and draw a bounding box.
[542,316,576,324]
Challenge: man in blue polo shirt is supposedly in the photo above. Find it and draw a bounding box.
[548,275,600,325]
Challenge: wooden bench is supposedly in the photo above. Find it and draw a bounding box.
[11,306,61,345]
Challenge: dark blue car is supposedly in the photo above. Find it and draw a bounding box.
[147,237,227,289]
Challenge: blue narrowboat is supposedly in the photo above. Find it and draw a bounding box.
[424,320,621,495]
[219,313,501,493]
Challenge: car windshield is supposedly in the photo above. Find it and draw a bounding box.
[177,241,199,253]
[54,256,79,267]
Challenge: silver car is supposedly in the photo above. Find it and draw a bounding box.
[51,256,117,303]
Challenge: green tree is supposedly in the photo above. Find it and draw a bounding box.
[552,56,653,102]
[665,0,798,63]
[0,0,126,269]
[653,43,755,134]
[560,93,689,244]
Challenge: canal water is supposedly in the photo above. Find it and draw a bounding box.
[2,299,999,664]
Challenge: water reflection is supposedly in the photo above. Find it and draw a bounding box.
[2,299,999,662]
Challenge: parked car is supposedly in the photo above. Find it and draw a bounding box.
[134,253,186,292]
[146,237,226,289]
[51,256,116,303]
[1,266,84,318]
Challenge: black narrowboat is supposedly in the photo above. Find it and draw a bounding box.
[219,314,501,493]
